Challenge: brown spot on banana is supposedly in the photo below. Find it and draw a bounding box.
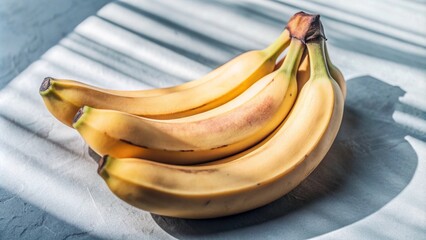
[179,149,194,152]
[120,138,219,153]
[170,95,277,136]
[174,168,218,174]
[242,96,276,127]
[210,145,228,150]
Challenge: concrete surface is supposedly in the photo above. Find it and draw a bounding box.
[0,0,425,239]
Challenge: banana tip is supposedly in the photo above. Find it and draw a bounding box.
[97,155,108,174]
[72,107,85,125]
[40,77,52,93]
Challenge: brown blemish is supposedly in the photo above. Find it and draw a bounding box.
[119,139,220,153]
[161,79,279,137]
[179,149,194,152]
[119,139,198,153]
[211,144,228,150]
[205,200,211,206]
[174,94,276,136]
[285,12,325,43]
[119,95,275,152]
[243,96,276,127]
[175,168,218,174]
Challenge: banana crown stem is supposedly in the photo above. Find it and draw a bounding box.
[278,38,305,76]
[307,39,330,80]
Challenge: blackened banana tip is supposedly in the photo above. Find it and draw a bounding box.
[40,77,52,92]
[73,107,85,124]
[97,155,108,174]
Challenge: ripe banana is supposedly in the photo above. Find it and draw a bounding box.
[39,28,290,126]
[72,38,305,164]
[95,34,345,219]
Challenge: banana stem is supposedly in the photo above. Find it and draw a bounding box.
[307,39,330,79]
[264,29,291,59]
[278,38,305,76]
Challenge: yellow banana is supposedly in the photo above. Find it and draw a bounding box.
[95,30,345,218]
[72,38,305,164]
[39,28,290,126]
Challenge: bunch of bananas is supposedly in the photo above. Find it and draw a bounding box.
[40,12,346,219]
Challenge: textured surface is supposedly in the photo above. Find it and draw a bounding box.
[0,0,425,239]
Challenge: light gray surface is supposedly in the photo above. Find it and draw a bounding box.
[0,0,425,239]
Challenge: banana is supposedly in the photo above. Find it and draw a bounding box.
[72,38,304,164]
[94,26,345,218]
[39,28,290,126]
